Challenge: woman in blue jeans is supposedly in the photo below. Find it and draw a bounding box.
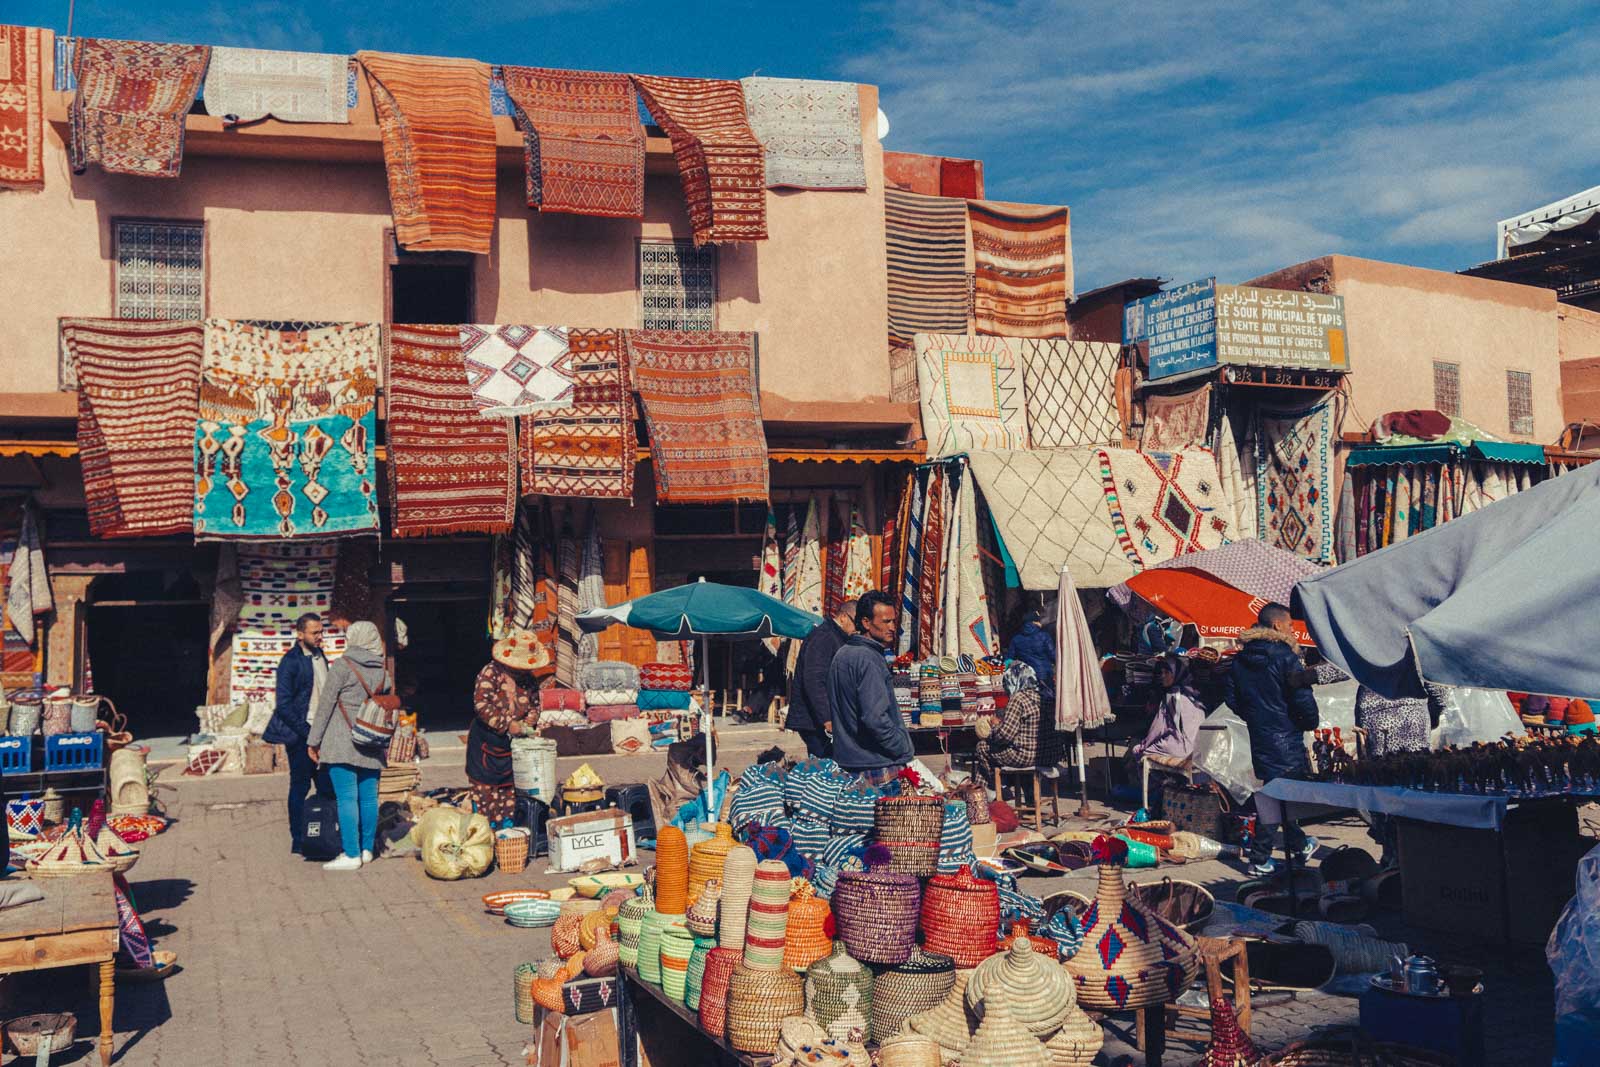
[307,621,389,871]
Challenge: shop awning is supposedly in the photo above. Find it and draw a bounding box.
[1344,441,1548,467]
[1468,441,1547,464]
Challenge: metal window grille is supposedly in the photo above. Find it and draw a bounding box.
[1432,361,1461,417]
[114,219,206,321]
[638,240,716,331]
[1507,370,1534,435]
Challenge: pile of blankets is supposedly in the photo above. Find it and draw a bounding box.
[638,661,694,713]
[579,660,640,722]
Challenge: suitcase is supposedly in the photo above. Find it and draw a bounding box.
[301,794,343,859]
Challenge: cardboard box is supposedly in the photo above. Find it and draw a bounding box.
[533,1009,621,1067]
[547,808,636,873]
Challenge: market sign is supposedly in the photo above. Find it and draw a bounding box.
[1128,280,1350,380]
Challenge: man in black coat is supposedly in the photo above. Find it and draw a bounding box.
[1223,603,1321,875]
[264,613,327,853]
[785,601,855,758]
[828,591,915,782]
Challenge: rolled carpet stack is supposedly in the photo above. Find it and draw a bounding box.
[743,859,793,970]
[639,688,693,711]
[718,845,759,950]
[585,703,640,722]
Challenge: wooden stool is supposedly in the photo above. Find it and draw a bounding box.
[993,766,1043,831]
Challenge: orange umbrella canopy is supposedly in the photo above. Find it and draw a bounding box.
[1125,567,1313,646]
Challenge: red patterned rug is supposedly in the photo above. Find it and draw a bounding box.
[70,37,209,178]
[502,66,644,219]
[64,319,203,537]
[518,327,637,500]
[386,323,516,536]
[628,329,767,502]
[968,200,1070,339]
[0,26,43,190]
[631,75,767,246]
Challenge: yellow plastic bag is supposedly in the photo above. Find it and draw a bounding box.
[418,806,494,880]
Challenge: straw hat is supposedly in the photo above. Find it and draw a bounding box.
[492,629,551,672]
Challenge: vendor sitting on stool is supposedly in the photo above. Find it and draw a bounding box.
[975,660,1066,782]
[1132,651,1207,767]
[468,630,549,827]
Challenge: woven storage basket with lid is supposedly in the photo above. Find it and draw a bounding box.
[873,794,944,877]
[869,948,955,1043]
[783,880,833,972]
[697,946,742,1038]
[688,821,736,900]
[959,992,1048,1067]
[804,940,874,1040]
[617,894,650,967]
[660,919,694,1003]
[966,939,1077,1040]
[685,931,718,1010]
[1191,994,1265,1067]
[654,826,691,914]
[879,1033,942,1067]
[1044,1004,1104,1067]
[551,912,583,959]
[743,858,793,970]
[1063,838,1201,1010]
[726,960,804,1054]
[685,878,721,936]
[904,969,979,1061]
[831,862,920,964]
[921,864,999,966]
[718,844,759,950]
[579,906,617,950]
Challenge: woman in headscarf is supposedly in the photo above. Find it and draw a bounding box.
[307,621,389,871]
[1132,651,1208,763]
[468,629,549,827]
[974,659,1067,782]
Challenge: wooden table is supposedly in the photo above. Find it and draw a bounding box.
[0,871,118,1066]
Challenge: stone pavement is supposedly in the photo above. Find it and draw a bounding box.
[2,727,1566,1065]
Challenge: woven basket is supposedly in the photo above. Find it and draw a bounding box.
[3,1013,76,1057]
[874,795,944,877]
[654,826,691,914]
[805,940,874,1041]
[551,912,583,959]
[869,948,956,1043]
[688,822,736,901]
[879,1033,943,1067]
[967,939,1076,1039]
[698,947,742,1038]
[959,992,1048,1067]
[584,932,620,978]
[514,962,538,1024]
[1129,878,1216,933]
[686,878,721,936]
[1045,1005,1105,1067]
[538,957,566,980]
[718,844,759,950]
[832,867,921,964]
[617,896,650,968]
[1187,993,1264,1067]
[579,907,617,950]
[905,969,979,1062]
[1267,1032,1456,1067]
[921,864,999,967]
[660,920,695,1003]
[726,961,805,1054]
[1064,862,1201,1010]
[532,974,566,1014]
[495,828,531,874]
[686,932,718,1010]
[999,920,1060,959]
[743,859,793,970]
[783,881,833,972]
[637,909,672,985]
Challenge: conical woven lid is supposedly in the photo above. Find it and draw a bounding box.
[1063,863,1201,1010]
[958,991,1049,1067]
[1201,995,1265,1067]
[967,939,1075,1038]
[905,969,977,1059]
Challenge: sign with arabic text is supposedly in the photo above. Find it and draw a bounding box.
[1216,286,1348,371]
[1126,277,1217,380]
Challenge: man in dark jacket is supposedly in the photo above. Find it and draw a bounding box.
[785,602,855,758]
[265,613,327,853]
[1007,602,1056,694]
[827,590,914,783]
[1222,603,1320,874]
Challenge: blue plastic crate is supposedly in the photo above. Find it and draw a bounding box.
[44,731,103,772]
[0,736,30,776]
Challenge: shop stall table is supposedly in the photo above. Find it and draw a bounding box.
[619,966,771,1067]
[0,870,118,1066]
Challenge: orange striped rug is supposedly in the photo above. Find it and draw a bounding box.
[0,26,43,190]
[968,200,1070,339]
[628,329,767,502]
[631,75,766,246]
[501,66,644,219]
[64,319,203,538]
[358,51,496,255]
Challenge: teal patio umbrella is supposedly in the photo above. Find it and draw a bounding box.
[577,580,823,814]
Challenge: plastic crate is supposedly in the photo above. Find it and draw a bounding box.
[44,731,103,772]
[0,736,30,776]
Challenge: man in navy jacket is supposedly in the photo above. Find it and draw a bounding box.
[264,613,327,853]
[786,602,854,758]
[827,591,914,783]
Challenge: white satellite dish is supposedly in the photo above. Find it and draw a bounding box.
[876,108,890,141]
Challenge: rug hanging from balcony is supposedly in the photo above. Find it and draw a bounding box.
[915,465,946,660]
[70,37,209,178]
[1020,338,1120,448]
[794,496,824,618]
[628,329,768,502]
[947,463,995,658]
[0,522,42,693]
[459,324,576,415]
[203,47,349,124]
[824,497,846,620]
[358,51,495,254]
[578,513,604,665]
[739,76,865,190]
[1098,448,1231,570]
[631,75,767,245]
[501,66,644,218]
[556,516,580,687]
[968,200,1069,339]
[895,469,925,657]
[885,189,968,345]
[781,504,801,603]
[841,501,874,603]
[0,26,44,190]
[916,332,1029,459]
[385,323,515,537]
[1141,384,1212,452]
[517,327,636,499]
[195,319,379,540]
[230,542,347,705]
[64,318,203,538]
[1253,400,1335,564]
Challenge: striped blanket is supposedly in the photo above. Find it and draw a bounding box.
[518,328,636,499]
[0,26,43,189]
[885,189,968,345]
[502,66,644,218]
[632,75,767,246]
[968,200,1070,338]
[358,52,496,254]
[70,37,209,178]
[64,319,203,538]
[385,323,515,537]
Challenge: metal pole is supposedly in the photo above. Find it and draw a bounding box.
[701,634,714,820]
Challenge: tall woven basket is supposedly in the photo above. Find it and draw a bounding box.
[921,865,999,967]
[1064,852,1201,1010]
[494,828,530,874]
[873,795,945,877]
[698,947,742,1039]
[869,948,956,1043]
[743,859,793,971]
[831,866,921,964]
[513,962,538,1025]
[726,961,804,1054]
[804,940,874,1041]
[783,881,833,973]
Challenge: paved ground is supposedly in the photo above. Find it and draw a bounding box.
[3,725,1566,1066]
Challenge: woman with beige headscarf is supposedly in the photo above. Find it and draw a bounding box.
[308,621,389,871]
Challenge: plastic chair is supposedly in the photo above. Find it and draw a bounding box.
[1140,753,1195,811]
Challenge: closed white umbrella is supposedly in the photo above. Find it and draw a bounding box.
[1055,563,1114,817]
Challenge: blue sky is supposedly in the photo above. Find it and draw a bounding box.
[17,0,1600,290]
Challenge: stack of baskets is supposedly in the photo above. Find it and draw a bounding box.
[687,822,736,901]
[921,865,999,966]
[831,865,921,964]
[743,859,792,970]
[957,993,1046,1067]
[685,932,718,1010]
[617,894,650,968]
[654,826,690,915]
[873,795,944,877]
[660,920,695,1002]
[697,947,742,1038]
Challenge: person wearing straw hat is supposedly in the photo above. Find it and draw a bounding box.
[469,629,550,827]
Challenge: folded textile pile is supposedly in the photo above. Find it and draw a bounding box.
[639,689,692,712]
[639,662,693,691]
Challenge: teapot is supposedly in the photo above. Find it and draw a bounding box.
[1391,954,1440,995]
